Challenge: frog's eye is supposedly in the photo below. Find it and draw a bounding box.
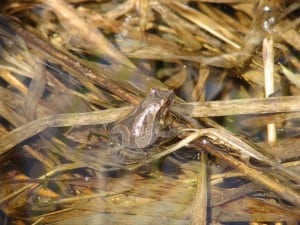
[150,89,157,95]
[165,99,172,106]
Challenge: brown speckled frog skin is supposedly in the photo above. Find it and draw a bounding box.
[108,89,175,164]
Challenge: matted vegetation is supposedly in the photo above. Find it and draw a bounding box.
[0,0,299,224]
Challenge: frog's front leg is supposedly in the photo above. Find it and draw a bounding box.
[110,124,131,147]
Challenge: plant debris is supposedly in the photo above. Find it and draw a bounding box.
[0,0,300,224]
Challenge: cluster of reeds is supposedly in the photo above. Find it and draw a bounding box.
[0,0,299,224]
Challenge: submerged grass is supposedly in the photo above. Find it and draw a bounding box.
[0,0,300,224]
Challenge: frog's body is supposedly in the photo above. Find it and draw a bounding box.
[108,89,175,164]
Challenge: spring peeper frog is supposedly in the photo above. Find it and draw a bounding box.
[108,88,175,164]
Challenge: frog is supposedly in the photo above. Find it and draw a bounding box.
[108,88,175,164]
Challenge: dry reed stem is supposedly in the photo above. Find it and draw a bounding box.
[0,14,140,104]
[191,153,208,225]
[42,0,135,68]
[0,69,27,94]
[0,108,132,155]
[175,95,300,117]
[167,0,241,49]
[198,141,300,207]
[263,37,276,142]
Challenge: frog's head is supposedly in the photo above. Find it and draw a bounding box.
[141,88,174,112]
[148,88,175,116]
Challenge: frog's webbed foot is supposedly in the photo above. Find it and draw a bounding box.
[108,148,149,165]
